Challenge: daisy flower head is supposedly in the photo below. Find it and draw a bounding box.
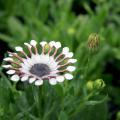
[3,40,77,86]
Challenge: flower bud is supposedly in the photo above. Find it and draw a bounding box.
[93,79,105,90]
[87,33,100,51]
[86,80,94,91]
[86,79,105,91]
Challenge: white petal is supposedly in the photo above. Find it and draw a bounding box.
[4,57,13,61]
[49,78,57,85]
[65,52,73,58]
[21,75,29,81]
[2,65,12,68]
[49,41,56,47]
[21,62,31,71]
[24,58,34,66]
[48,56,58,70]
[32,54,41,63]
[7,70,15,74]
[68,59,77,63]
[64,73,73,80]
[56,76,65,82]
[20,68,29,74]
[67,66,76,72]
[15,46,23,51]
[8,54,13,57]
[35,79,43,86]
[24,43,32,48]
[54,42,61,49]
[30,40,37,46]
[11,75,19,81]
[38,54,50,64]
[8,53,17,57]
[62,47,69,55]
[29,77,36,83]
[40,41,47,47]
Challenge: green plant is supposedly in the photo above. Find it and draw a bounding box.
[0,0,120,119]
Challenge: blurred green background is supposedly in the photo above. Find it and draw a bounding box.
[0,0,120,120]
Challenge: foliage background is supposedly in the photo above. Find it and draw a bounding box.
[0,0,120,120]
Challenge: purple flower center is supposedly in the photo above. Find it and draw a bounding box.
[30,63,51,77]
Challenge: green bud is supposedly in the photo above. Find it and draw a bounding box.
[93,79,105,90]
[86,81,94,91]
[87,33,100,51]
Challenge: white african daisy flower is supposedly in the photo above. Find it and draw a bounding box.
[3,40,77,86]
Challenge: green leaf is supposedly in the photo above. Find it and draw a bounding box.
[54,84,64,98]
[58,111,68,120]
[7,17,27,39]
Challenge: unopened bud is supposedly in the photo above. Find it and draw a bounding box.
[88,33,100,51]
[93,79,105,90]
[86,81,94,91]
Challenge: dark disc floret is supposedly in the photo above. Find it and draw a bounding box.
[30,63,51,77]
